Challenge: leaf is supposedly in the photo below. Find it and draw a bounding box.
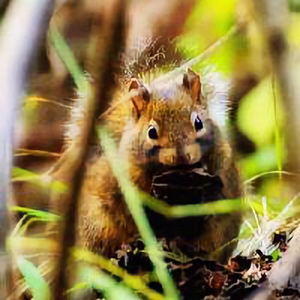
[17,256,52,300]
[271,248,281,261]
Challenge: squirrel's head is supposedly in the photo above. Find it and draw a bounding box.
[127,68,218,166]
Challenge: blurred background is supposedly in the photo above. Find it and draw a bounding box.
[1,0,300,299]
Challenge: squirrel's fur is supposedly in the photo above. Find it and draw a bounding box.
[64,61,243,264]
[62,36,243,263]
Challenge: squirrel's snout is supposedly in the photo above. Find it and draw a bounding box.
[157,143,201,166]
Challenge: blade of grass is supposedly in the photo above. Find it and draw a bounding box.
[9,206,61,222]
[79,266,141,300]
[26,96,72,109]
[141,191,246,217]
[240,146,286,180]
[17,256,52,300]
[8,237,58,255]
[72,248,164,300]
[48,22,87,93]
[99,128,179,300]
[64,282,89,296]
[152,24,239,84]
[272,75,283,179]
[12,167,68,193]
[48,1,128,298]
[243,170,299,185]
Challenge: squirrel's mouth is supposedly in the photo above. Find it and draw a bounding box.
[146,161,225,241]
[150,161,224,207]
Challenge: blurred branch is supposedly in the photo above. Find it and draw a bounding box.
[251,0,300,294]
[0,0,53,297]
[48,0,127,298]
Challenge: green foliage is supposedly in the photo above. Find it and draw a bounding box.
[289,0,300,12]
[17,256,52,300]
[48,22,88,93]
[175,0,236,74]
[240,146,280,180]
[142,192,246,217]
[98,128,179,300]
[12,167,67,193]
[271,248,281,261]
[72,248,164,300]
[9,206,61,222]
[79,267,141,300]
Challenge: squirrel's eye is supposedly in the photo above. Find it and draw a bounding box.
[194,116,203,132]
[148,126,158,140]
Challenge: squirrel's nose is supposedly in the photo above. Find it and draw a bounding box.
[175,142,189,165]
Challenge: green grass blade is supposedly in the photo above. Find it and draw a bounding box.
[9,206,61,221]
[141,191,245,217]
[17,256,52,300]
[48,22,87,93]
[72,248,164,300]
[12,167,67,193]
[98,128,179,300]
[272,75,283,179]
[79,266,141,300]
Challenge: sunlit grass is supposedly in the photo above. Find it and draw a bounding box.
[142,193,248,217]
[72,248,164,300]
[48,22,88,93]
[78,266,141,300]
[272,76,284,179]
[17,256,52,300]
[99,127,180,300]
[12,167,68,193]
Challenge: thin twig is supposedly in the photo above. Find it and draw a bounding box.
[14,149,61,158]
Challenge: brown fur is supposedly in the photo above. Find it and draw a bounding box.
[76,69,243,263]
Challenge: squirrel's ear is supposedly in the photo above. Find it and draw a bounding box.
[182,68,201,104]
[129,78,150,118]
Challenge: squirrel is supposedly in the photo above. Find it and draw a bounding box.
[68,62,243,264]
